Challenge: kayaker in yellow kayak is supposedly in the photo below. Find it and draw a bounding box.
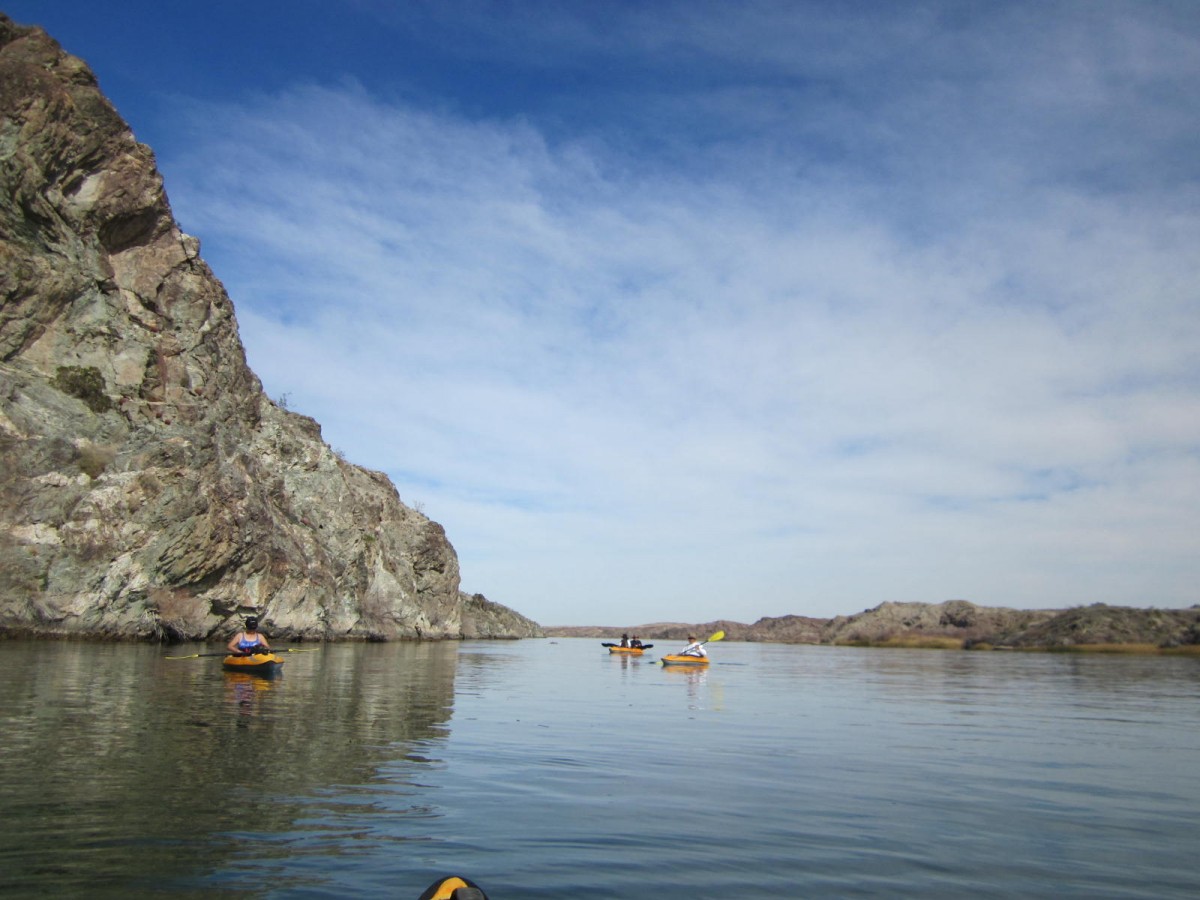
[227,615,272,655]
[680,634,707,658]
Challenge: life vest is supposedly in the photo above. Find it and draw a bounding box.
[237,633,264,652]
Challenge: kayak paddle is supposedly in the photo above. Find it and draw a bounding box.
[682,630,724,654]
[164,647,319,660]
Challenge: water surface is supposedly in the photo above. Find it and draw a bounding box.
[1,638,1197,898]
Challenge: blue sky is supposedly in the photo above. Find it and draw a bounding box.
[9,1,1199,626]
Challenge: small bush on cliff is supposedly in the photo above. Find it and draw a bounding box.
[77,443,117,479]
[52,365,114,413]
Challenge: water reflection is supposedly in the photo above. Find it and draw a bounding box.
[661,660,709,712]
[612,652,656,671]
[0,639,460,897]
[225,671,274,720]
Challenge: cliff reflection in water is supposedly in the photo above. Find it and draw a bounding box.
[0,640,459,896]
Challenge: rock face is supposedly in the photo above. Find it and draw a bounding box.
[0,16,542,642]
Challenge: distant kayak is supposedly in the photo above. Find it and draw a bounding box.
[222,652,284,676]
[601,641,653,653]
[418,874,488,899]
[660,654,709,667]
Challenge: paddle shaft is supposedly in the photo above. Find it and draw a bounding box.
[164,647,318,660]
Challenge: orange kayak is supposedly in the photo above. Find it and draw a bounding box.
[608,646,645,655]
[660,654,709,667]
[222,652,284,676]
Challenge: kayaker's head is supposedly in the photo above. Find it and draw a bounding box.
[688,635,697,642]
[245,616,259,631]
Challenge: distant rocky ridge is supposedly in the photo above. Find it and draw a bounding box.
[0,15,541,641]
[546,600,1200,650]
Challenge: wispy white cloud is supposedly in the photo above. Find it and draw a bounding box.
[155,3,1200,625]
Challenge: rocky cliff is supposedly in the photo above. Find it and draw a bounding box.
[0,15,542,642]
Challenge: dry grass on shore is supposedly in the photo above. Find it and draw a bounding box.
[1042,642,1200,655]
[836,636,966,650]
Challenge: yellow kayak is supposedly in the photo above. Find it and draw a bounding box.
[608,646,645,655]
[419,875,488,899]
[222,652,284,676]
[660,653,709,666]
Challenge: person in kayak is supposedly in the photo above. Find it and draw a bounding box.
[227,616,271,656]
[680,635,707,657]
[619,633,630,647]
[630,635,644,649]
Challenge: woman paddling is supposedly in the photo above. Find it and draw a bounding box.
[227,615,271,656]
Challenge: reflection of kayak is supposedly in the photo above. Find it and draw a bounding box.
[419,875,488,899]
[608,646,644,655]
[660,654,709,667]
[222,652,284,676]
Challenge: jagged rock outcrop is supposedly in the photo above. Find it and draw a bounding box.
[0,15,542,642]
[818,599,1056,646]
[818,600,1200,649]
[992,603,1200,649]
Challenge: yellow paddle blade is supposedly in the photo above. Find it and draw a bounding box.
[427,877,469,900]
[707,630,725,643]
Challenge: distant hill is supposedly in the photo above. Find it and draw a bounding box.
[545,601,1200,651]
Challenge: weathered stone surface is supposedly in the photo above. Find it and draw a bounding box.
[0,16,542,642]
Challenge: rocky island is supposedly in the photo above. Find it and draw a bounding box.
[0,15,541,642]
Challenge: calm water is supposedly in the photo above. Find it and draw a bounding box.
[1,638,1198,898]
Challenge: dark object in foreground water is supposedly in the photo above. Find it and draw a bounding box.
[418,875,488,899]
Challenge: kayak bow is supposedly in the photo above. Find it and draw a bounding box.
[418,875,488,899]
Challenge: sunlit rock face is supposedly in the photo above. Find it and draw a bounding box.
[0,15,542,641]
